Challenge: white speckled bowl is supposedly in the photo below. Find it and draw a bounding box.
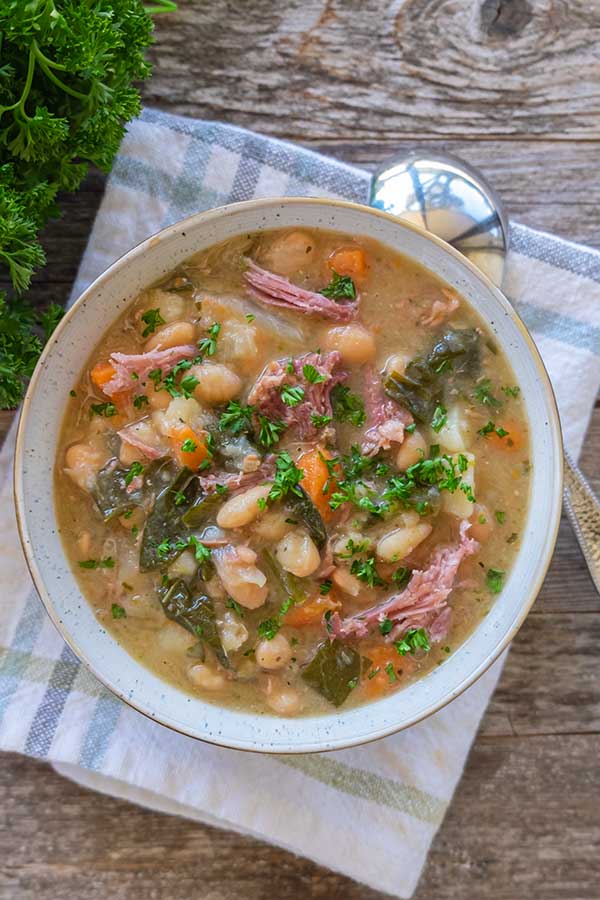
[14,198,563,753]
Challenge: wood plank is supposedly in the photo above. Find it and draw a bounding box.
[145,0,600,141]
[1,733,598,900]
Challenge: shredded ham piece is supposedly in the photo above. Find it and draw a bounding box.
[421,288,460,327]
[248,351,347,441]
[199,455,276,493]
[102,345,197,397]
[117,428,164,460]
[244,261,358,322]
[361,366,412,455]
[329,521,478,642]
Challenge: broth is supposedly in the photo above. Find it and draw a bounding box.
[55,227,530,716]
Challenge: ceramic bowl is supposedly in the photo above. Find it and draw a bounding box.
[14,198,563,753]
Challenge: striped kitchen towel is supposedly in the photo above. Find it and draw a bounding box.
[2,108,600,899]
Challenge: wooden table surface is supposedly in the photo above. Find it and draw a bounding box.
[2,2,599,898]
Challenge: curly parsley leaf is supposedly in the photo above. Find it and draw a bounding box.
[320,271,356,301]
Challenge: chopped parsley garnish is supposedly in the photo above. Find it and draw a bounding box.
[131,525,139,537]
[281,384,305,406]
[405,422,417,434]
[78,557,115,570]
[257,617,280,641]
[215,483,229,496]
[391,567,412,589]
[347,676,359,691]
[156,539,171,559]
[197,322,221,359]
[69,389,77,398]
[350,556,385,587]
[311,413,333,428]
[257,414,286,448]
[394,628,430,655]
[219,400,256,436]
[501,385,520,399]
[379,618,393,636]
[111,603,127,619]
[279,597,294,617]
[140,307,165,338]
[123,509,133,519]
[338,538,371,558]
[285,359,294,375]
[303,364,327,384]
[331,384,366,427]
[133,394,149,409]
[148,368,163,390]
[319,580,333,595]
[90,401,116,418]
[173,490,186,506]
[226,598,244,616]
[368,667,381,680]
[321,270,356,301]
[385,662,397,683]
[507,532,519,544]
[494,510,506,524]
[473,378,501,408]
[431,404,447,433]
[245,314,256,323]
[486,568,505,594]
[181,437,198,453]
[267,452,304,503]
[124,461,144,486]
[168,536,212,564]
[478,514,487,524]
[131,372,139,380]
[478,420,509,439]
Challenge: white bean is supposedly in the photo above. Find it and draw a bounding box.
[263,230,314,276]
[218,610,249,653]
[256,633,293,670]
[145,320,195,351]
[332,566,363,598]
[187,663,226,691]
[64,443,105,492]
[396,430,427,471]
[213,546,269,609]
[275,529,321,578]
[253,508,292,542]
[191,362,242,406]
[266,685,303,716]
[217,484,272,529]
[322,324,376,365]
[141,288,186,323]
[376,522,432,562]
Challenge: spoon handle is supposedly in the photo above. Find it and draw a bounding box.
[563,450,600,595]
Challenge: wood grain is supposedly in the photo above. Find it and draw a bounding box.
[2,0,599,898]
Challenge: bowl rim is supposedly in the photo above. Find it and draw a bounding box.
[14,196,564,753]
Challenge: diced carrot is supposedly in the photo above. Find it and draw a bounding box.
[168,424,209,470]
[328,247,367,280]
[90,361,130,408]
[90,361,116,389]
[361,645,416,699]
[284,591,341,627]
[298,446,339,521]
[488,419,525,452]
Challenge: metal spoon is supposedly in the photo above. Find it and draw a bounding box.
[369,149,600,595]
